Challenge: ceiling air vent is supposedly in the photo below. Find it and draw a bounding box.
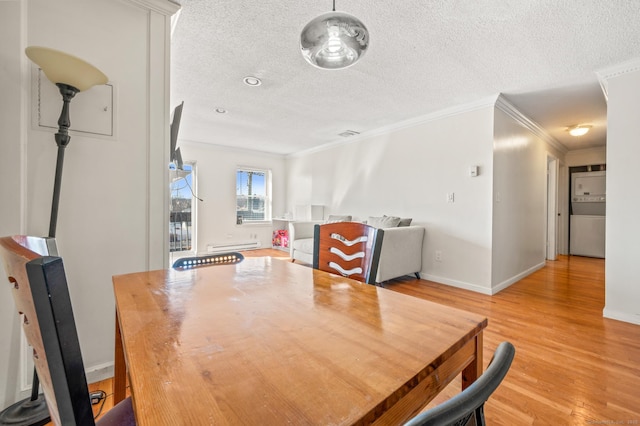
[338,130,360,137]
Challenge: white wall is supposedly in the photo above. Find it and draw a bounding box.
[491,106,551,291]
[178,141,287,253]
[0,0,177,408]
[287,104,496,293]
[603,66,640,325]
[286,98,570,295]
[0,0,26,408]
[565,146,606,167]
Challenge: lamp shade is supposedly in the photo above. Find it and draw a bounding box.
[300,11,369,70]
[25,46,108,92]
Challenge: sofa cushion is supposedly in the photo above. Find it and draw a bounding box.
[368,216,401,228]
[293,237,315,254]
[382,214,412,227]
[326,215,352,223]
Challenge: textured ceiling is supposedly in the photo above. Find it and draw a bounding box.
[170,0,640,155]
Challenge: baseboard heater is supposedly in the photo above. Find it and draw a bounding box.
[207,241,261,253]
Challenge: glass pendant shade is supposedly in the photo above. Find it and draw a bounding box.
[25,46,108,92]
[300,11,369,70]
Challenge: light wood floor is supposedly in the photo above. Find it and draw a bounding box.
[390,255,640,425]
[71,251,640,425]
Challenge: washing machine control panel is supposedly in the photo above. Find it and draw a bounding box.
[573,195,606,202]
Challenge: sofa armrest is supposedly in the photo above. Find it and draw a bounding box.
[376,226,425,282]
[288,221,322,257]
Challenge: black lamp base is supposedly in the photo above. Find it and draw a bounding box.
[0,394,50,426]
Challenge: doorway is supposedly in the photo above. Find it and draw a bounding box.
[547,156,558,260]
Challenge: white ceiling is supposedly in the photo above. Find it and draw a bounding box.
[170,0,640,155]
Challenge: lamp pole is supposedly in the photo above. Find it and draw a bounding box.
[0,46,107,426]
[0,83,79,426]
[48,83,78,239]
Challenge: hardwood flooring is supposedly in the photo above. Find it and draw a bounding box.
[390,254,640,425]
[58,251,640,425]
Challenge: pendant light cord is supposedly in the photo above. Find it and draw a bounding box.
[332,0,336,11]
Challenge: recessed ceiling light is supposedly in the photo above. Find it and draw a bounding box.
[567,124,592,137]
[215,107,227,114]
[243,76,262,86]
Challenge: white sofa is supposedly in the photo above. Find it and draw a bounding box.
[289,220,425,283]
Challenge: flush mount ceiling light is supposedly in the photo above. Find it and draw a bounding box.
[568,124,592,137]
[243,76,262,86]
[215,107,227,114]
[300,0,369,70]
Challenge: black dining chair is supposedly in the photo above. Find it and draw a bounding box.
[0,235,136,426]
[312,222,384,285]
[403,341,516,426]
[172,252,245,270]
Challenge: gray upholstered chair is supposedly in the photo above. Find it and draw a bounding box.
[0,235,136,426]
[312,222,384,285]
[404,341,515,426]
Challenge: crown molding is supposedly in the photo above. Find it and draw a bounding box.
[124,0,181,16]
[289,94,568,158]
[596,57,640,101]
[495,95,567,154]
[288,95,500,158]
[181,138,286,158]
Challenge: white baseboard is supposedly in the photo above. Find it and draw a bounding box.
[603,308,640,326]
[419,273,493,295]
[491,262,545,294]
[17,359,114,396]
[420,261,545,296]
[85,362,115,384]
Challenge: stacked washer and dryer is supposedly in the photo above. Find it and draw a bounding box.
[570,170,606,258]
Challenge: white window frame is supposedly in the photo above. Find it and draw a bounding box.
[236,167,272,224]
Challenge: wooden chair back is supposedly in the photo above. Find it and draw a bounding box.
[312,222,384,284]
[0,236,94,426]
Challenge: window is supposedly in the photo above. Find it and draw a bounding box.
[236,168,271,223]
[169,162,197,252]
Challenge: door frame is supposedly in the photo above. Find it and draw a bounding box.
[546,155,559,260]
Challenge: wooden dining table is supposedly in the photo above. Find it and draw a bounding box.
[112,257,487,425]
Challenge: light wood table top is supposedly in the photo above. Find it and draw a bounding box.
[113,257,487,425]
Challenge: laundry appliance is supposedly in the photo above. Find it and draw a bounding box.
[570,170,605,258]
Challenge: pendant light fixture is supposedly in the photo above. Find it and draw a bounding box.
[300,0,369,70]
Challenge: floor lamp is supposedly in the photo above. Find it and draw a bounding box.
[0,46,107,426]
